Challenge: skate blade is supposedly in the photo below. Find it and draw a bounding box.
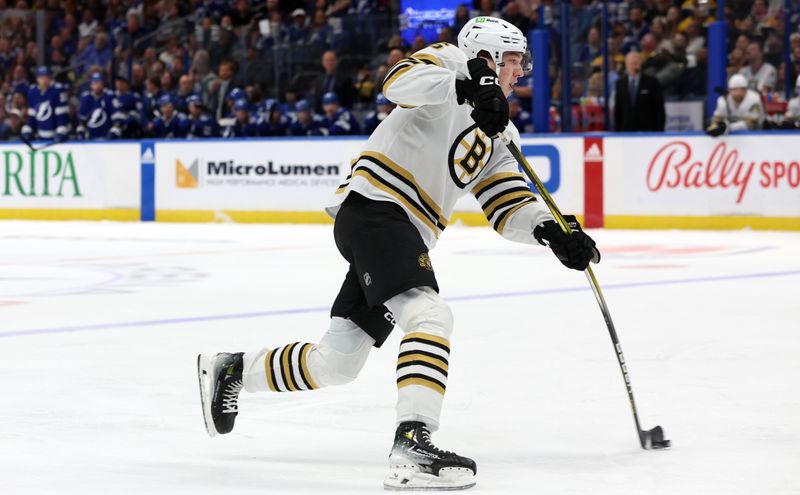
[197,354,219,438]
[384,467,476,491]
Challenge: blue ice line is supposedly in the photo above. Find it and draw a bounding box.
[1,269,798,339]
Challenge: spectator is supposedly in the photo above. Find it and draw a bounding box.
[622,3,650,54]
[570,0,593,61]
[130,63,146,94]
[471,0,501,19]
[363,92,395,134]
[685,20,705,57]
[614,51,665,132]
[739,41,777,92]
[354,63,376,106]
[452,4,470,35]
[319,91,360,135]
[208,59,238,119]
[174,75,195,113]
[111,75,143,138]
[727,47,746,79]
[308,9,333,53]
[149,93,188,138]
[705,74,765,136]
[186,94,220,138]
[288,9,310,44]
[86,32,113,73]
[502,1,531,34]
[78,10,98,38]
[288,99,324,136]
[22,66,70,141]
[313,50,355,111]
[508,93,532,133]
[77,72,118,139]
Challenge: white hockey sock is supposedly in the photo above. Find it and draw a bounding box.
[243,342,319,393]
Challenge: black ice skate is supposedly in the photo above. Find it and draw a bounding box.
[197,352,244,437]
[384,421,476,491]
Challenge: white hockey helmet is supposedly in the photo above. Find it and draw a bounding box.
[457,16,532,74]
[728,74,748,89]
[795,74,800,88]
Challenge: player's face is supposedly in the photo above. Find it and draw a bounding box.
[498,52,524,96]
[161,103,173,117]
[323,102,338,117]
[731,87,747,102]
[36,75,50,89]
[91,81,103,94]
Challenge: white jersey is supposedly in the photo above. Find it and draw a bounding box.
[325,42,553,249]
[785,96,800,121]
[712,89,765,131]
[739,63,777,91]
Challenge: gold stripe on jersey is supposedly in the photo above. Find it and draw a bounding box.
[383,58,420,92]
[402,332,450,350]
[397,353,450,373]
[280,343,299,391]
[495,198,536,235]
[412,53,443,67]
[299,343,318,390]
[265,349,278,392]
[359,151,446,225]
[397,376,446,395]
[471,172,527,198]
[350,168,441,235]
[481,189,535,219]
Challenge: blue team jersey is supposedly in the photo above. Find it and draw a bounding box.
[151,113,189,138]
[24,83,70,140]
[257,113,289,137]
[112,91,143,137]
[319,108,360,136]
[222,116,260,137]
[79,89,118,139]
[187,114,220,138]
[288,115,326,136]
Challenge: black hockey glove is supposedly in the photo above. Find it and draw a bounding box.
[534,215,600,271]
[705,120,727,137]
[455,58,509,137]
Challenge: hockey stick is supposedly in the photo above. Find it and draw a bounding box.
[21,134,64,152]
[497,131,670,450]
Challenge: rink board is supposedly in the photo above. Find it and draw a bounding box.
[1,132,798,229]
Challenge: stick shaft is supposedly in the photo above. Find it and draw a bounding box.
[500,136,647,447]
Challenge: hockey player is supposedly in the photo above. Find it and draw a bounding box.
[22,66,70,142]
[781,75,800,128]
[287,99,325,136]
[186,95,220,138]
[198,16,599,491]
[363,92,395,134]
[222,99,260,137]
[705,74,765,136]
[149,94,188,138]
[112,76,144,138]
[77,73,119,140]
[319,91,361,135]
[257,98,289,137]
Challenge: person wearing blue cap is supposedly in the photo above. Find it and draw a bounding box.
[111,76,144,138]
[320,91,361,135]
[77,73,119,139]
[256,98,289,137]
[186,94,220,138]
[222,98,260,137]
[223,87,246,118]
[287,99,326,136]
[149,93,189,138]
[363,92,396,135]
[22,65,70,142]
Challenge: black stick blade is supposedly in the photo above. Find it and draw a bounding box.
[642,425,671,450]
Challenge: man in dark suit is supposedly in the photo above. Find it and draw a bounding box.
[313,50,355,111]
[614,51,665,131]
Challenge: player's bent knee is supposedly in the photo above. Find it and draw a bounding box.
[385,287,453,339]
[307,317,375,387]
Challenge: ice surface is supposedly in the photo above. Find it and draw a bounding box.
[0,221,798,494]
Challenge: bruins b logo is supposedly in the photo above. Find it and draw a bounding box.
[448,124,493,188]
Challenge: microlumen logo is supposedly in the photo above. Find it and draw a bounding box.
[176,158,199,188]
[2,149,81,197]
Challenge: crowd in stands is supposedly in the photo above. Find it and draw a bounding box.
[1,0,799,141]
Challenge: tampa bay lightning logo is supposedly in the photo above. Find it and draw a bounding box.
[36,102,53,122]
[88,108,108,129]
